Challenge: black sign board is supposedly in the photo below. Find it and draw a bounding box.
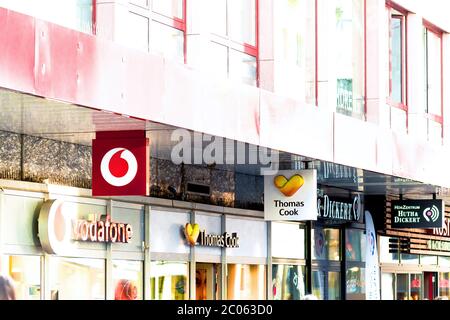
[391,200,445,229]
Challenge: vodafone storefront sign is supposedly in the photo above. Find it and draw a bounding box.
[38,199,133,255]
[73,218,133,243]
[92,131,149,196]
[38,199,75,254]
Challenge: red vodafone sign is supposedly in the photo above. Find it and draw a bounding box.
[92,131,149,196]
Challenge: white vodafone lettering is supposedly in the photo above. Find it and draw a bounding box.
[100,148,138,187]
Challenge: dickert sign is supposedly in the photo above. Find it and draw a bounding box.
[264,170,317,221]
[391,200,445,229]
[92,131,149,196]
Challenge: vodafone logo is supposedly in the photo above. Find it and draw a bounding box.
[100,148,138,187]
[38,199,76,255]
[92,131,149,196]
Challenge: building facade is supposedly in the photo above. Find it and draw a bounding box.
[0,0,449,300]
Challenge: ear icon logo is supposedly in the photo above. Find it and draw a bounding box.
[423,205,440,223]
[274,174,304,197]
[184,223,200,246]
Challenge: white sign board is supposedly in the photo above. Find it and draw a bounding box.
[264,170,317,221]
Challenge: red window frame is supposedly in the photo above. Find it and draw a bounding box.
[423,19,444,140]
[151,0,187,64]
[92,0,97,35]
[128,0,187,62]
[209,0,259,87]
[386,1,408,110]
[315,0,367,114]
[386,1,409,130]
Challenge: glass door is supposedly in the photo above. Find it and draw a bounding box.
[196,263,220,300]
[311,268,341,300]
[396,273,409,300]
[409,273,423,300]
[424,272,438,300]
[388,272,425,300]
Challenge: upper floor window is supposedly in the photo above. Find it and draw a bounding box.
[423,21,443,143]
[0,0,94,34]
[128,0,186,63]
[273,0,316,104]
[386,1,408,132]
[334,0,365,120]
[206,0,258,86]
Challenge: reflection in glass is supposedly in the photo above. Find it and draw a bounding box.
[396,274,408,300]
[335,0,365,119]
[272,223,305,259]
[0,0,93,34]
[379,236,399,263]
[421,255,438,265]
[152,0,183,19]
[112,260,143,300]
[312,270,325,300]
[439,272,450,298]
[227,264,266,300]
[410,274,422,300]
[49,257,105,300]
[272,265,305,300]
[275,0,316,103]
[229,49,257,86]
[127,13,149,52]
[391,106,407,133]
[346,229,365,262]
[401,254,419,265]
[151,21,184,63]
[0,255,41,300]
[328,271,341,300]
[209,42,229,79]
[228,0,256,45]
[150,261,189,300]
[391,17,402,104]
[424,28,442,116]
[312,228,340,261]
[381,273,395,300]
[196,263,220,300]
[439,256,450,267]
[346,267,365,300]
[209,0,227,36]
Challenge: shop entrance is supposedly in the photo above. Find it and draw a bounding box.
[424,272,438,300]
[195,263,220,300]
[382,272,437,300]
[311,268,341,300]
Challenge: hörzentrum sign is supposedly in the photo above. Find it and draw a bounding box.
[391,200,445,229]
[264,170,317,221]
[183,223,239,248]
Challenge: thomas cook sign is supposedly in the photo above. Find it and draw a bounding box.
[264,170,317,221]
[183,223,239,248]
[391,200,445,229]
